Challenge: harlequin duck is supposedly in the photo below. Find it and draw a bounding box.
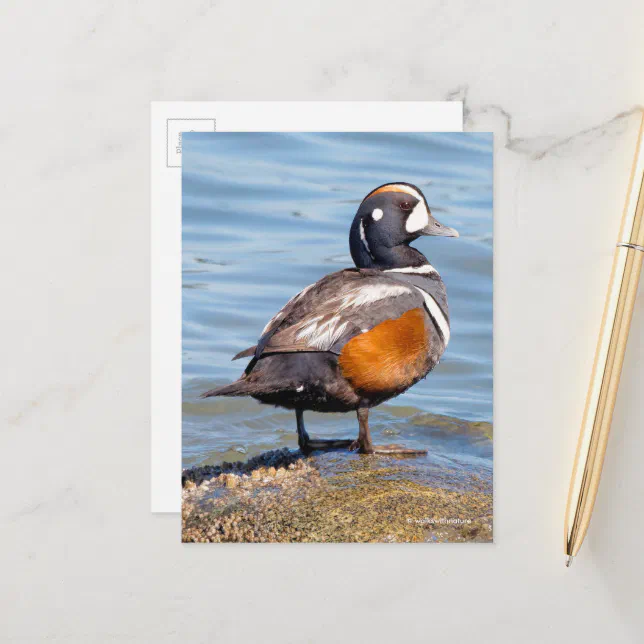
[202,182,459,454]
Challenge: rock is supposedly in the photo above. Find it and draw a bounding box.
[182,446,492,545]
[225,474,238,488]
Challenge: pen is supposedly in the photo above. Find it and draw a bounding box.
[565,114,644,567]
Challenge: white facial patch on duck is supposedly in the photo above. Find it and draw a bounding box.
[405,201,430,233]
[359,219,374,259]
[371,208,383,221]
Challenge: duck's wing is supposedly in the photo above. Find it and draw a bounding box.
[248,269,427,359]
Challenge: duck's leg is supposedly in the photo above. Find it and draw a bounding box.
[349,408,374,453]
[351,408,427,456]
[296,409,353,455]
[296,409,311,453]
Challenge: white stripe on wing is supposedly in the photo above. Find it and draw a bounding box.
[294,283,411,349]
[261,283,315,334]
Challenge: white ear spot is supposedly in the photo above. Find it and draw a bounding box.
[372,208,384,221]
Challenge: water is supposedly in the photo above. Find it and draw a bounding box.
[182,132,493,472]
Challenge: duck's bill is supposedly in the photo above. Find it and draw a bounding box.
[420,217,459,238]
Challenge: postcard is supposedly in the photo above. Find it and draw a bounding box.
[151,102,463,512]
[180,131,493,542]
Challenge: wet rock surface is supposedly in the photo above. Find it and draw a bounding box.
[182,447,492,543]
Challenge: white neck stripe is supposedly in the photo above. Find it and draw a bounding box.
[416,288,450,345]
[359,220,373,259]
[384,265,437,275]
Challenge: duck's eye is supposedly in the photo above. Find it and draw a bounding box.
[434,222,441,228]
[400,202,412,212]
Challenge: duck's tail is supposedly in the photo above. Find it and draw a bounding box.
[200,379,251,399]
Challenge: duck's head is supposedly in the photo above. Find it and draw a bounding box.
[349,182,459,270]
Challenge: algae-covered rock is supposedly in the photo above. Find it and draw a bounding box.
[182,447,492,544]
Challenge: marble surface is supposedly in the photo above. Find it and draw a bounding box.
[1,1,644,642]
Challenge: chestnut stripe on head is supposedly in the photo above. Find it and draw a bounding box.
[362,183,423,203]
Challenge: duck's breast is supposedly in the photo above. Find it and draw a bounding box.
[338,307,440,399]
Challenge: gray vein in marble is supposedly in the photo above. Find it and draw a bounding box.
[447,84,643,160]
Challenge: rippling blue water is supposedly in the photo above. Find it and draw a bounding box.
[182,132,493,468]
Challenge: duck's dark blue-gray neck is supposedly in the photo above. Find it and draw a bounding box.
[350,219,430,270]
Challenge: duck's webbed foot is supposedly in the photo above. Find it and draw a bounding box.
[304,438,354,453]
[351,409,427,456]
[296,410,353,455]
[369,444,427,455]
[348,439,426,455]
